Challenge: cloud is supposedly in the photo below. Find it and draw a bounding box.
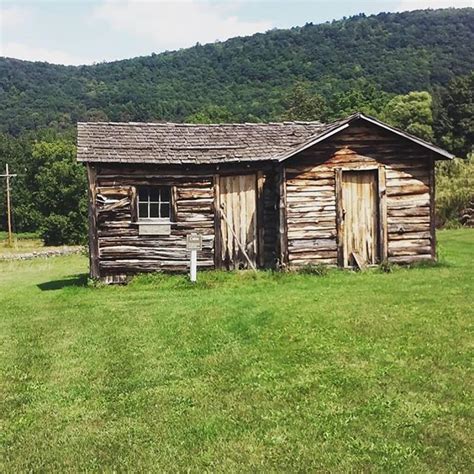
[0,5,33,29]
[0,42,89,65]
[91,0,273,52]
[0,5,86,64]
[396,0,472,11]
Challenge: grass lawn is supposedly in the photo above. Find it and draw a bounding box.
[0,231,41,254]
[1,229,473,471]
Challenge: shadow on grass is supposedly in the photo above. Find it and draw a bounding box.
[37,273,88,291]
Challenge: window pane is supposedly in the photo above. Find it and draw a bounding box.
[138,186,171,219]
[150,202,160,218]
[160,187,170,202]
[138,202,148,218]
[138,188,148,202]
[149,188,160,202]
[160,203,170,218]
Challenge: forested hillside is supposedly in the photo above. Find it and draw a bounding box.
[0,8,472,242]
[0,8,473,134]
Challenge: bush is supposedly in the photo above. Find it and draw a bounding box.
[297,263,329,276]
[41,213,86,246]
[378,261,396,273]
[436,154,474,227]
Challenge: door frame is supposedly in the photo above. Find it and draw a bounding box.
[213,172,261,269]
[335,165,388,267]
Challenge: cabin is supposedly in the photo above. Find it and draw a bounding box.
[77,112,454,283]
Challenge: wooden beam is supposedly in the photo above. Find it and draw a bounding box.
[86,164,100,279]
[378,165,388,262]
[256,171,265,268]
[130,186,138,221]
[213,174,222,269]
[429,156,436,260]
[278,165,288,268]
[335,168,344,267]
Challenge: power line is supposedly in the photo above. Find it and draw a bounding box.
[0,164,17,247]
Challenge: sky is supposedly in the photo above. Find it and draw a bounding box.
[0,0,472,65]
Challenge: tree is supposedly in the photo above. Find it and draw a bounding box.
[433,72,474,158]
[0,133,39,232]
[185,105,236,124]
[281,82,328,122]
[382,91,433,141]
[32,141,88,245]
[327,80,391,121]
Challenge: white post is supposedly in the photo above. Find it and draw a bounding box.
[190,249,197,283]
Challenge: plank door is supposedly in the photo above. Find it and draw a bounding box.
[341,170,379,267]
[218,174,258,269]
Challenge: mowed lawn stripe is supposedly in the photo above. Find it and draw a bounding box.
[0,229,472,471]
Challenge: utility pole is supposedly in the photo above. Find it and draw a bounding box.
[0,164,17,247]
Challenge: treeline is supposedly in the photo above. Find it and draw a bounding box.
[0,72,472,244]
[0,9,472,244]
[0,8,473,134]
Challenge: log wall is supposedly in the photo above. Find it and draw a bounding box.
[284,123,435,266]
[94,166,215,276]
[90,164,278,279]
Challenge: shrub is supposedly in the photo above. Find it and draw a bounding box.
[436,154,474,227]
[297,263,329,276]
[41,213,86,246]
[379,261,396,273]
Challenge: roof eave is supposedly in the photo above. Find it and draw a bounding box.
[275,123,350,162]
[355,113,455,160]
[276,112,455,162]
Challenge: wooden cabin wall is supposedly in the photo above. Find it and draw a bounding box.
[93,165,215,277]
[88,164,279,279]
[284,123,435,267]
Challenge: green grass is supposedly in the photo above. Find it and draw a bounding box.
[0,231,41,240]
[1,229,473,472]
[0,231,81,255]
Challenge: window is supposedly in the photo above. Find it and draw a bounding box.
[138,186,171,220]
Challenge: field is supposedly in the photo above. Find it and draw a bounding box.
[1,229,472,471]
[0,232,83,259]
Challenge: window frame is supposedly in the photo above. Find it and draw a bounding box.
[137,186,172,222]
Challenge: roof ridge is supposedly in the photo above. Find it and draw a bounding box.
[77,120,325,127]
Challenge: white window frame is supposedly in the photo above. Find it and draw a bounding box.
[137,186,171,222]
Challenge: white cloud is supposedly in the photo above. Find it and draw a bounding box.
[0,5,33,29]
[0,5,87,64]
[396,0,472,11]
[91,0,273,52]
[0,41,89,65]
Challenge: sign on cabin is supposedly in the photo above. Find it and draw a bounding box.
[186,233,203,251]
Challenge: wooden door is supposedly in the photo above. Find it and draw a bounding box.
[218,174,258,269]
[341,170,379,267]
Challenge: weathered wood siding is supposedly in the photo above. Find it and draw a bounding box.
[89,164,279,278]
[285,123,435,266]
[94,166,215,276]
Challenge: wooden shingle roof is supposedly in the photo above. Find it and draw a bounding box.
[77,113,454,164]
[77,121,329,164]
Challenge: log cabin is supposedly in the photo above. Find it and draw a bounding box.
[77,112,454,283]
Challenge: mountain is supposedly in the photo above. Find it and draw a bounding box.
[0,8,473,135]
